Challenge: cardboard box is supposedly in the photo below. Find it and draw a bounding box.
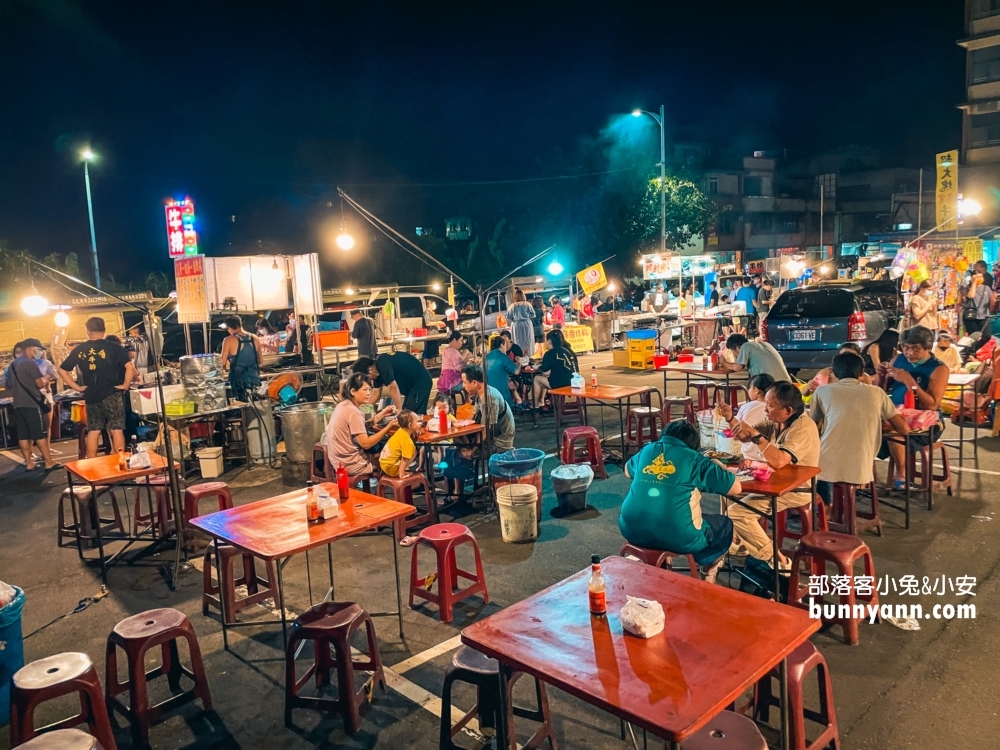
[130,384,187,415]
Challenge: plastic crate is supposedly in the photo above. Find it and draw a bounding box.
[165,400,196,417]
[313,330,350,349]
[625,328,658,340]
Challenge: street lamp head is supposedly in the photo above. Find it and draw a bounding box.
[960,198,982,216]
[547,261,564,276]
[81,148,95,162]
[431,282,441,291]
[21,284,49,317]
[631,109,642,117]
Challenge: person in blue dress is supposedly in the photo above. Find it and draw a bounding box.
[619,420,742,583]
[506,288,536,359]
[874,325,949,490]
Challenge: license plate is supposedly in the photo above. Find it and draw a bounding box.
[790,329,817,341]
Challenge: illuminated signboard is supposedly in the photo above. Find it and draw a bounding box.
[165,198,199,258]
[642,254,716,280]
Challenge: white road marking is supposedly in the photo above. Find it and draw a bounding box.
[391,635,463,674]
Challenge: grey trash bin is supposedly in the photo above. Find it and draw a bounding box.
[550,464,594,513]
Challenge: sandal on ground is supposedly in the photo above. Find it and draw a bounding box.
[399,535,419,547]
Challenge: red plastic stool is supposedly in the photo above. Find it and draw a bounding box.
[759,498,828,553]
[131,476,174,537]
[552,393,587,434]
[830,481,881,537]
[57,487,125,551]
[310,442,334,484]
[14,728,105,749]
[619,542,699,579]
[684,710,767,750]
[284,601,386,734]
[377,472,437,534]
[409,523,489,623]
[76,424,113,459]
[714,383,751,409]
[183,481,233,522]
[887,440,952,511]
[202,541,279,624]
[788,532,878,645]
[662,396,696,426]
[560,425,608,480]
[752,641,840,750]
[105,608,213,747]
[10,653,117,750]
[624,407,664,448]
[687,379,716,411]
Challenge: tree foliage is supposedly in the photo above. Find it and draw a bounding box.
[634,175,719,250]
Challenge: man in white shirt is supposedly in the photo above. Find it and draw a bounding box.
[810,351,909,505]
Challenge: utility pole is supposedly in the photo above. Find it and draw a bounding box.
[82,150,101,289]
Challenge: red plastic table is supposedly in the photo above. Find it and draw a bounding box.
[190,483,414,646]
[462,556,819,749]
[548,383,654,461]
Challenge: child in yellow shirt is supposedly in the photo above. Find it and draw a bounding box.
[379,410,420,477]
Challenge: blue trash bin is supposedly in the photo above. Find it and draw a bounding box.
[0,586,25,727]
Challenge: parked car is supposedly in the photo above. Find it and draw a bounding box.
[761,279,902,372]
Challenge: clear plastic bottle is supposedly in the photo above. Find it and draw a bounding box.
[588,553,607,617]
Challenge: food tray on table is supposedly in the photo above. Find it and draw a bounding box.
[703,450,741,465]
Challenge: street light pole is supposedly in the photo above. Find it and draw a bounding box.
[82,150,101,289]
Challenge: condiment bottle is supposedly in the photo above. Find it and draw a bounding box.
[702,353,708,370]
[590,366,598,389]
[117,449,127,471]
[588,553,607,617]
[306,481,320,524]
[438,402,448,433]
[903,386,916,409]
[336,463,350,501]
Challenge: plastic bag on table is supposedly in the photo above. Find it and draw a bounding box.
[620,595,665,638]
[696,409,715,449]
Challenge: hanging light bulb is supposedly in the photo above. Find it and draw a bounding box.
[54,311,70,327]
[336,197,355,250]
[21,283,49,317]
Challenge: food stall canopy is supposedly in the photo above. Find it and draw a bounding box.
[642,254,716,280]
[198,253,321,315]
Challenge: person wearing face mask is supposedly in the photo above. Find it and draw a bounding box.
[933,329,963,373]
[905,280,938,331]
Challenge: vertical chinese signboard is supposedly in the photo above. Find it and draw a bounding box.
[174,256,210,323]
[165,198,199,258]
[936,151,958,232]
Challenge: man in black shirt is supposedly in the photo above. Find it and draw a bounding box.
[6,339,58,470]
[708,281,720,308]
[350,309,378,359]
[354,352,432,414]
[499,330,523,360]
[59,316,136,457]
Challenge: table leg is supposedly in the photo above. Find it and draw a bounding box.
[305,549,314,606]
[93,482,108,584]
[391,526,404,637]
[67,472,86,561]
[771,493,780,601]
[214,540,230,652]
[779,657,790,750]
[905,435,911,530]
[327,543,335,601]
[619,397,628,464]
[959,383,966,466]
[276,558,289,648]
[495,663,513,750]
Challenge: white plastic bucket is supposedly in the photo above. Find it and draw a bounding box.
[196,446,224,478]
[496,485,538,543]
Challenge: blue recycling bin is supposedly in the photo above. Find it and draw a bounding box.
[0,586,25,727]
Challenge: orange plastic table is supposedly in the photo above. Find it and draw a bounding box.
[462,556,819,750]
[658,360,747,406]
[64,453,176,582]
[414,420,485,507]
[548,384,654,460]
[189,483,414,645]
[733,463,821,599]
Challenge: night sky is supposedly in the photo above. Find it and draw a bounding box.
[0,0,964,287]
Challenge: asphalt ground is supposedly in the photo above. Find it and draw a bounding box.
[1,350,998,749]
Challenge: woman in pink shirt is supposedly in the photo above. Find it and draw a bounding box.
[437,331,468,394]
